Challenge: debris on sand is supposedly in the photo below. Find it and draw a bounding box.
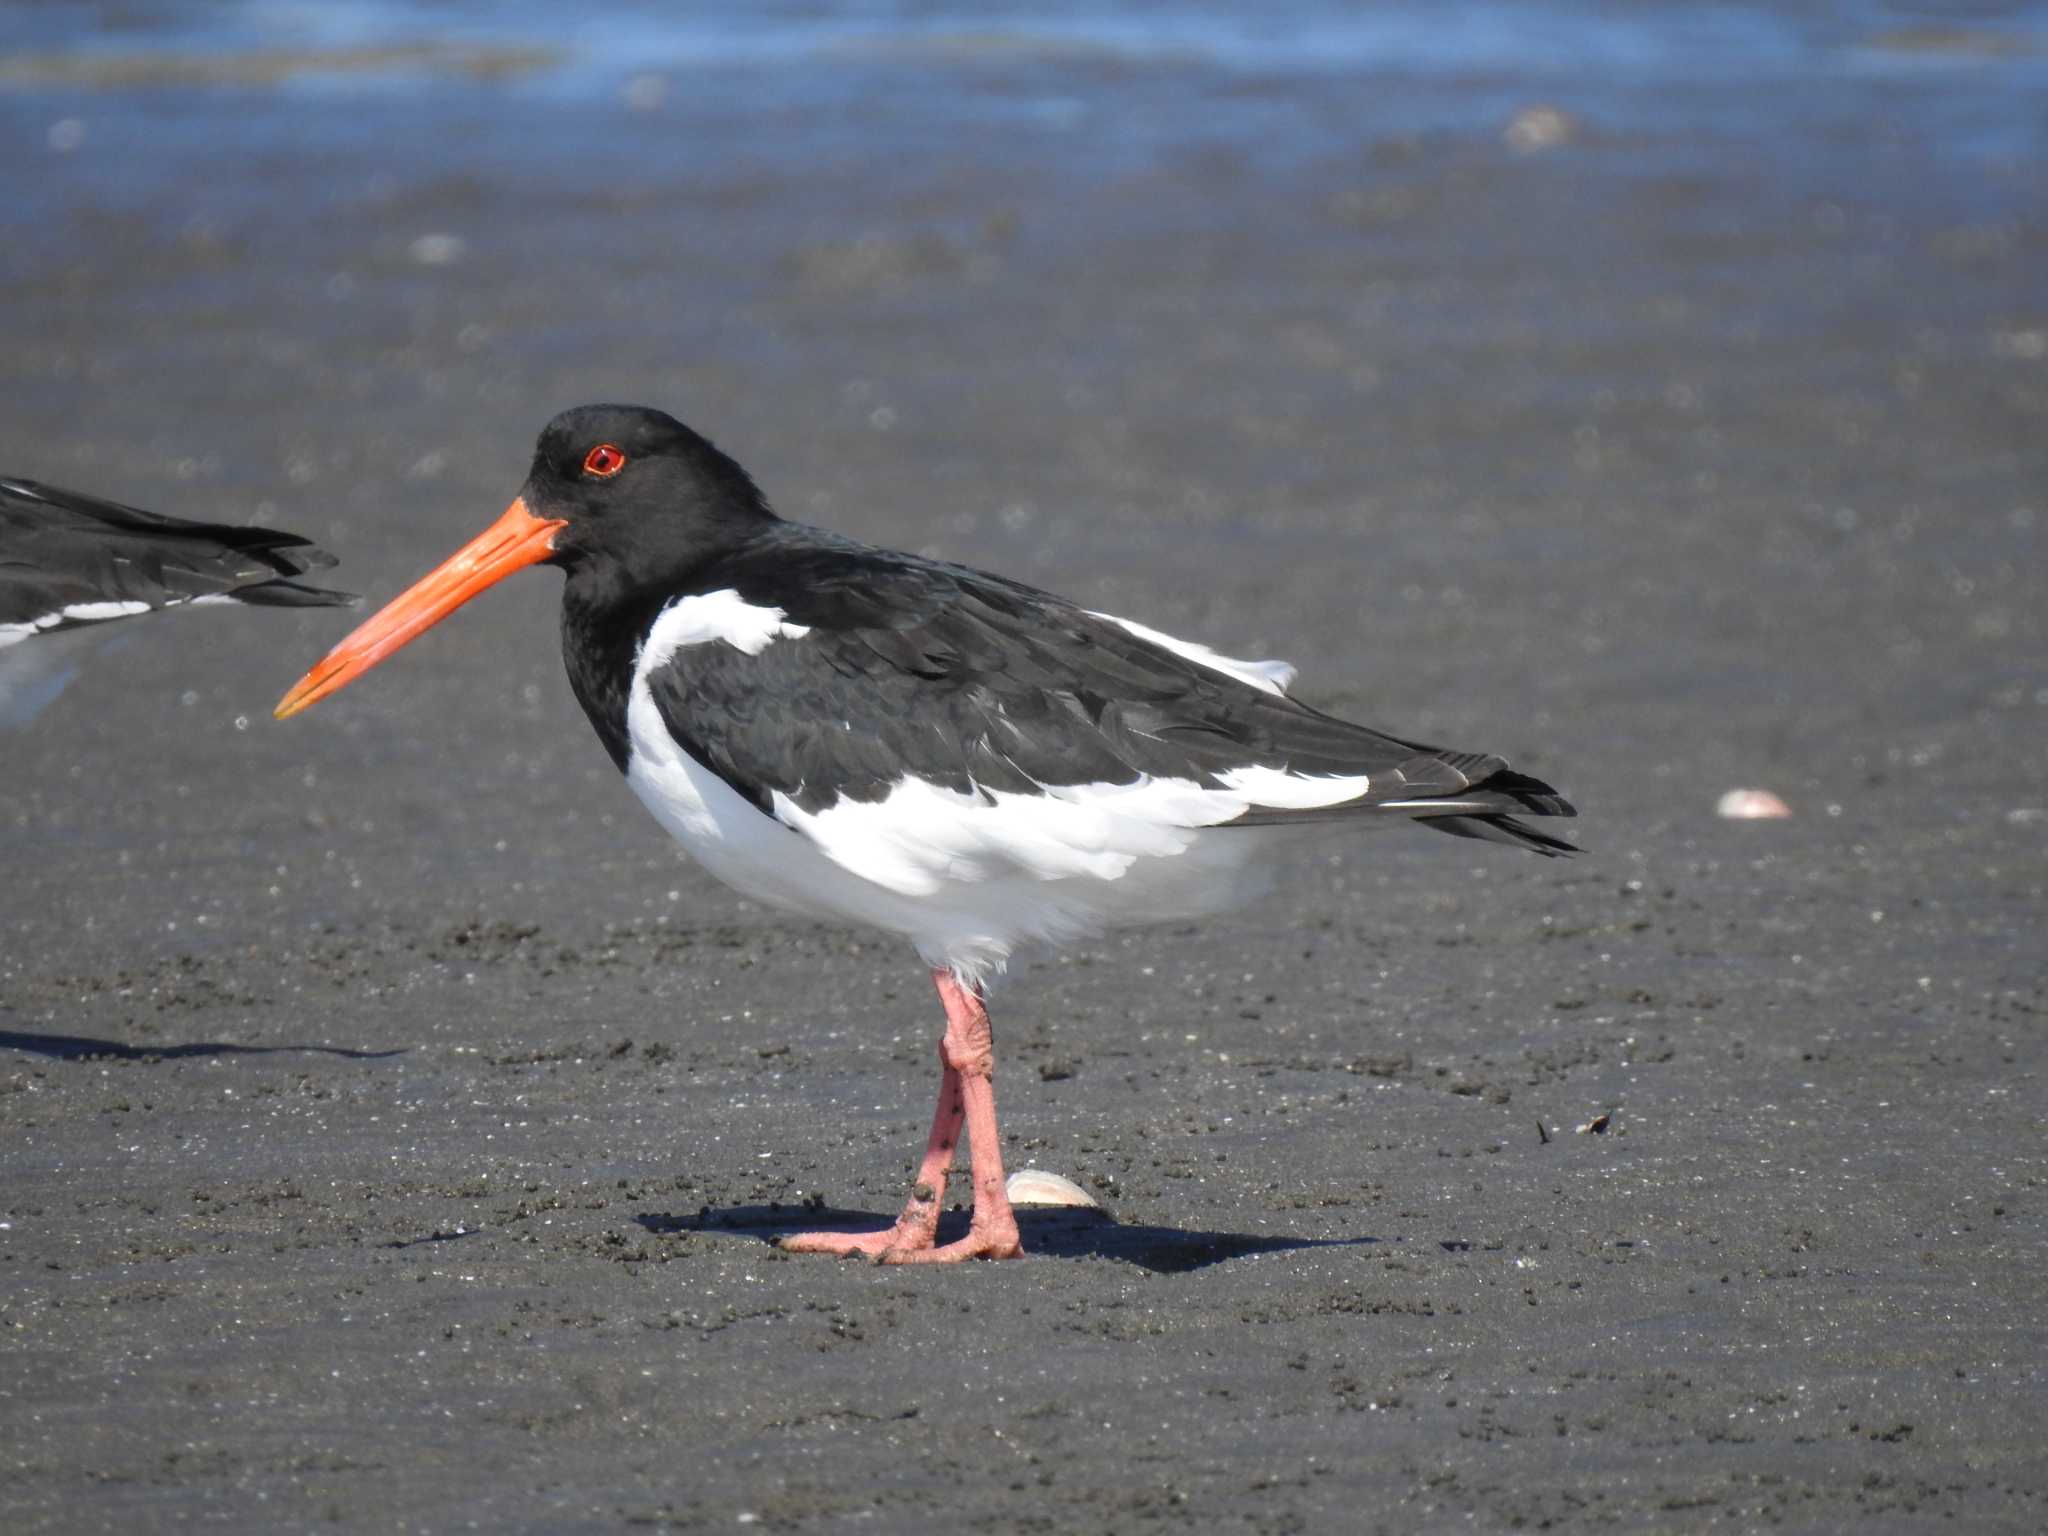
[408,233,466,267]
[1504,104,1580,154]
[1717,787,1792,819]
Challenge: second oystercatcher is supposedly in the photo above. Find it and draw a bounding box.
[1,476,354,726]
[277,405,1576,1262]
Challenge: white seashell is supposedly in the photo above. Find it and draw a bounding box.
[1005,1168,1102,1209]
[409,233,466,266]
[1716,788,1792,820]
[1504,104,1578,153]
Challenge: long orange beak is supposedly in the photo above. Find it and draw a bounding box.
[274,496,567,720]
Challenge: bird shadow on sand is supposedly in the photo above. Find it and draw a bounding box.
[0,1029,405,1063]
[639,1204,1378,1274]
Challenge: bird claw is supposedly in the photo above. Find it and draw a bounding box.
[879,1229,1023,1264]
[776,1221,1021,1263]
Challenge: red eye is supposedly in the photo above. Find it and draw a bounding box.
[583,443,627,478]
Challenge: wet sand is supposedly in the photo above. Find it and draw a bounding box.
[3,12,2046,1532]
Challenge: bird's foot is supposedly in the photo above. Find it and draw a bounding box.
[777,1215,1022,1263]
[879,1222,1023,1264]
[777,1223,931,1260]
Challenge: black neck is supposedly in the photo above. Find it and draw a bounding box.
[554,505,807,772]
[560,564,673,773]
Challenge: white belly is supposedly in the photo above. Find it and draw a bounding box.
[624,687,1290,988]
[620,591,1356,988]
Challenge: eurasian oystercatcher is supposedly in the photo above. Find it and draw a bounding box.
[1,476,355,726]
[276,405,1576,1262]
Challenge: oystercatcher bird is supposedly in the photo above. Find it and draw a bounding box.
[1,476,355,726]
[276,405,1575,1262]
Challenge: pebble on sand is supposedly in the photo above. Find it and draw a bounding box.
[623,73,667,111]
[1504,104,1579,153]
[1717,787,1792,819]
[408,233,466,266]
[1004,1168,1102,1209]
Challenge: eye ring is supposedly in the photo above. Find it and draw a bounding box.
[583,443,627,478]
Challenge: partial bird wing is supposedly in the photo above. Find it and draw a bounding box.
[0,477,356,644]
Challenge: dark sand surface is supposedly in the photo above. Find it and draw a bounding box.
[3,8,2046,1531]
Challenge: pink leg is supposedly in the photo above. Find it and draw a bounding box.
[889,970,1023,1263]
[779,969,1023,1263]
[779,1048,963,1257]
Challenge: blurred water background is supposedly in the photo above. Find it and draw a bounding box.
[7,5,2045,239]
[5,3,2043,342]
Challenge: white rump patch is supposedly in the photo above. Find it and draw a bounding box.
[5,599,156,644]
[644,589,810,659]
[0,594,271,650]
[1216,764,1372,809]
[1089,611,1296,695]
[57,600,153,623]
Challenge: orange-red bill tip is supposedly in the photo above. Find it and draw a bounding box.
[274,496,566,720]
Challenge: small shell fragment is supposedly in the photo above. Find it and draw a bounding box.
[1005,1168,1102,1209]
[1504,104,1579,154]
[1717,788,1792,819]
[409,233,466,266]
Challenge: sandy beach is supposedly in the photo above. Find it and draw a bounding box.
[3,4,2045,1529]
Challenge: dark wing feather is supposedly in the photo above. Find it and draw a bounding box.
[0,477,356,632]
[640,533,1576,854]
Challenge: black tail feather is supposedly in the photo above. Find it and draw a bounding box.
[1467,766,1576,820]
[2,475,358,612]
[1418,764,1578,855]
[1420,811,1579,857]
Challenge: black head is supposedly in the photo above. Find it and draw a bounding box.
[274,404,779,720]
[522,405,777,576]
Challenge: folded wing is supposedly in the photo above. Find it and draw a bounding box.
[639,534,1577,861]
